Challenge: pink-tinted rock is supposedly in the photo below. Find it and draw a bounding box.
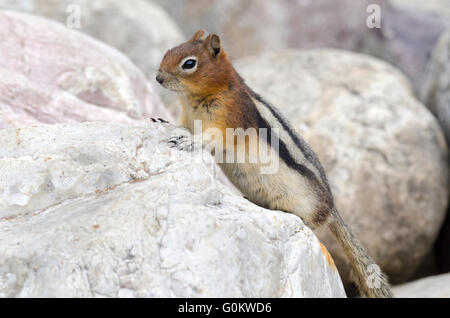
[0,10,173,128]
[0,67,143,128]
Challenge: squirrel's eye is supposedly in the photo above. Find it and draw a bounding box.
[182,59,197,70]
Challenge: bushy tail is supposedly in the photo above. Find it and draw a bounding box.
[328,210,393,298]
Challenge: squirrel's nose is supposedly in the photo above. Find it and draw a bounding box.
[156,74,164,85]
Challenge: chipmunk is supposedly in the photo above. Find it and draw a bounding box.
[155,29,393,298]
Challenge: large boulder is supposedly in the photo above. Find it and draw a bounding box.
[0,10,172,129]
[0,122,345,298]
[392,273,450,298]
[0,0,184,80]
[0,0,184,120]
[235,50,449,285]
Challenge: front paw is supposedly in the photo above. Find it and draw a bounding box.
[168,134,194,152]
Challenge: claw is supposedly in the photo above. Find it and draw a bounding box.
[150,117,169,123]
[168,134,194,152]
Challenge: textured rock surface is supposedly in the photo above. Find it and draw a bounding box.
[436,213,450,273]
[0,10,172,128]
[392,273,450,298]
[0,0,185,116]
[421,30,450,144]
[0,122,345,298]
[235,50,449,285]
[152,0,386,60]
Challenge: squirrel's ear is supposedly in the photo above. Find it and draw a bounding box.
[190,29,206,42]
[205,34,221,58]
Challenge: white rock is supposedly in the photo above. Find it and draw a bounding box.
[393,273,450,298]
[0,122,345,298]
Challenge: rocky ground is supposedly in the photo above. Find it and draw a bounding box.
[0,122,345,297]
[0,0,448,298]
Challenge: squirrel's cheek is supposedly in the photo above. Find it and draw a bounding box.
[181,78,199,90]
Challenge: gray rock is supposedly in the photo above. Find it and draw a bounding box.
[0,122,345,298]
[0,10,173,128]
[393,273,450,298]
[235,49,449,285]
[421,30,450,144]
[359,1,450,94]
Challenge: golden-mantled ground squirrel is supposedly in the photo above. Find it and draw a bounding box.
[155,30,393,298]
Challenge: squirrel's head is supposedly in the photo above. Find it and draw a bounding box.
[156,30,233,94]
